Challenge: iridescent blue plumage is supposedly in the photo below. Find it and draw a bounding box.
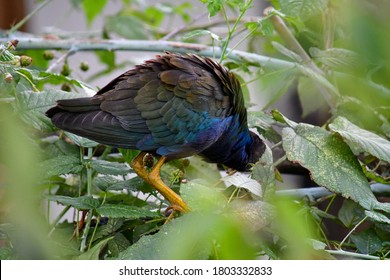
[46,52,265,171]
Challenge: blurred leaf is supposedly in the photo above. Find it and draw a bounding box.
[91,160,131,175]
[329,116,390,162]
[228,199,274,231]
[279,0,329,21]
[181,180,226,212]
[200,0,224,17]
[96,204,159,219]
[40,155,82,177]
[105,15,148,39]
[310,47,361,71]
[350,229,383,254]
[182,29,221,41]
[282,123,377,210]
[259,67,297,109]
[272,41,302,62]
[76,236,114,260]
[95,51,115,70]
[82,0,108,26]
[297,76,327,117]
[46,195,100,210]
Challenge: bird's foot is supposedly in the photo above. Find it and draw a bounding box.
[130,152,190,216]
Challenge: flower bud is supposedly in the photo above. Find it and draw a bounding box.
[19,55,32,67]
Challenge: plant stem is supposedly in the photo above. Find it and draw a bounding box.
[325,249,384,260]
[8,0,55,34]
[80,148,94,252]
[264,7,339,108]
[338,216,368,250]
[47,205,71,238]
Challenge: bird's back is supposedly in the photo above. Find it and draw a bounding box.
[46,53,263,169]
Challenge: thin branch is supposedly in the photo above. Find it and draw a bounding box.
[276,183,390,199]
[8,0,55,34]
[161,11,209,41]
[325,249,384,260]
[0,37,294,70]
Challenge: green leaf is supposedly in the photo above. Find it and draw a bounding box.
[282,123,377,210]
[350,229,383,254]
[94,176,142,192]
[105,15,148,39]
[82,0,108,26]
[64,132,99,148]
[338,200,365,228]
[329,116,390,163]
[91,160,131,175]
[76,236,114,260]
[46,195,100,210]
[96,204,159,219]
[251,145,276,200]
[13,89,89,131]
[279,0,329,21]
[365,210,390,225]
[40,155,82,177]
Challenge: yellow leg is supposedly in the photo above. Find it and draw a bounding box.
[130,152,190,214]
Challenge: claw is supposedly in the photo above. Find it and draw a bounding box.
[130,152,190,215]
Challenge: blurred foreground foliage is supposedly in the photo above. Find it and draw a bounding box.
[0,0,390,259]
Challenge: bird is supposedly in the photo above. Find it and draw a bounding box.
[46,52,265,214]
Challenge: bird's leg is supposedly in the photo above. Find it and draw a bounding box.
[130,152,190,214]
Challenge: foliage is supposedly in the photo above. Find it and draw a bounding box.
[0,0,390,260]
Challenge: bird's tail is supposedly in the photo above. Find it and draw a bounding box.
[45,97,101,118]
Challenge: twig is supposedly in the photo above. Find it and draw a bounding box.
[161,11,209,41]
[338,216,368,250]
[8,0,55,34]
[47,47,78,73]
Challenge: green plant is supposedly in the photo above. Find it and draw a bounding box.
[0,0,389,260]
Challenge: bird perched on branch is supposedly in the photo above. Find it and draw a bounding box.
[46,52,265,214]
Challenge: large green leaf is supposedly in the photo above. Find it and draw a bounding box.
[40,155,82,177]
[91,160,131,175]
[282,123,377,210]
[96,204,159,219]
[329,116,390,163]
[46,195,100,210]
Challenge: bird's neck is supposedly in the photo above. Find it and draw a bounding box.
[200,115,254,171]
